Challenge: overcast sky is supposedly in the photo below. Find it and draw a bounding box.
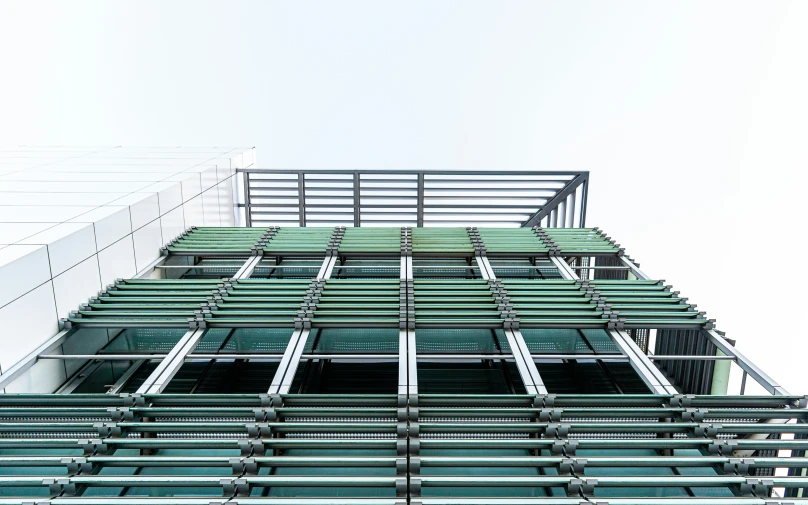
[1,1,806,393]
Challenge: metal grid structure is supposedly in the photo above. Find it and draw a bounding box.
[0,187,803,503]
[237,169,589,228]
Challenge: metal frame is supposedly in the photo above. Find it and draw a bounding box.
[238,169,589,228]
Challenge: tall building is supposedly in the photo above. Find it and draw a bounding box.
[0,160,804,503]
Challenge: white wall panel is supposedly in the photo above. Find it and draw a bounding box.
[132,219,163,272]
[0,205,95,222]
[4,358,66,394]
[179,173,202,202]
[160,206,185,244]
[200,166,218,191]
[201,188,220,226]
[0,147,255,382]
[217,178,236,226]
[71,206,132,251]
[0,244,51,308]
[97,235,136,287]
[144,181,183,214]
[0,281,59,371]
[183,195,205,228]
[20,222,96,276]
[127,193,160,231]
[52,255,102,319]
[0,222,59,244]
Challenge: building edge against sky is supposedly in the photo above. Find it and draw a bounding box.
[0,146,256,384]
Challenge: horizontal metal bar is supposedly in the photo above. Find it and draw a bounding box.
[649,355,737,361]
[239,168,587,176]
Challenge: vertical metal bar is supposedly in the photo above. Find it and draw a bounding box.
[417,172,425,227]
[243,171,252,227]
[740,370,748,395]
[550,208,557,228]
[580,176,589,227]
[567,192,576,228]
[558,201,566,229]
[353,172,361,227]
[298,172,306,227]
[398,329,409,398]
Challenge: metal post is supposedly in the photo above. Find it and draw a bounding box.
[416,172,425,227]
[298,172,306,227]
[353,172,360,227]
[567,192,576,227]
[580,177,589,227]
[243,171,252,227]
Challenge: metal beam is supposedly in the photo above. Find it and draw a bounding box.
[703,329,788,395]
[620,256,651,280]
[136,328,206,394]
[550,256,579,280]
[232,256,261,279]
[522,173,588,228]
[508,329,548,394]
[609,330,677,394]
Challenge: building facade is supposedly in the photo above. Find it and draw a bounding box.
[0,164,804,503]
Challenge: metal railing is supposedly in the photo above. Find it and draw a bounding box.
[236,169,589,228]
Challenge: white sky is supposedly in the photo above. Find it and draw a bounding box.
[1,1,806,394]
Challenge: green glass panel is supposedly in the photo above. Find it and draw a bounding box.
[304,328,399,354]
[103,328,189,354]
[521,328,593,354]
[416,328,511,353]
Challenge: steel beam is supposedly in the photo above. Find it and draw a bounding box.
[522,173,588,228]
[703,329,788,395]
[609,330,677,394]
[620,256,651,280]
[233,256,261,279]
[550,256,579,280]
[136,328,206,394]
[270,329,311,394]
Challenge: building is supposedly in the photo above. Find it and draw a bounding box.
[0,158,804,503]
